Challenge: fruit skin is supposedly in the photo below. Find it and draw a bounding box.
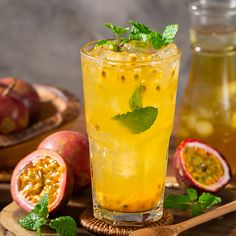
[173,138,232,193]
[38,130,91,192]
[11,149,73,213]
[0,77,40,118]
[0,94,29,134]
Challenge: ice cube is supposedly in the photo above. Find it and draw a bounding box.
[152,43,179,60]
[122,40,155,54]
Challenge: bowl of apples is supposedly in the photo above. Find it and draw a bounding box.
[0,77,81,169]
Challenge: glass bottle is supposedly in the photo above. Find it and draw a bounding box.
[176,0,236,174]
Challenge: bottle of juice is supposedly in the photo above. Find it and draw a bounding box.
[176,0,236,174]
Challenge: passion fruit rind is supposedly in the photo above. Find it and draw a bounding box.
[11,149,73,213]
[173,138,232,193]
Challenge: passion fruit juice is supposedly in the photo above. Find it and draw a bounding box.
[176,27,236,174]
[81,41,180,224]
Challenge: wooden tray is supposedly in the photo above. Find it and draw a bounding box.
[2,185,236,236]
[0,84,81,168]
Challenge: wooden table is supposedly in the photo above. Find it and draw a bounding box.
[1,111,236,235]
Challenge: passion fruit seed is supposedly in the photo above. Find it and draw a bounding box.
[134,74,139,80]
[101,71,106,78]
[18,156,64,207]
[183,147,224,186]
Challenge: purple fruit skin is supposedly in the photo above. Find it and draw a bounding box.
[0,95,29,134]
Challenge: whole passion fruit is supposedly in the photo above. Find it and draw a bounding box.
[0,91,29,134]
[38,130,90,192]
[11,149,73,213]
[173,139,232,193]
[0,77,40,118]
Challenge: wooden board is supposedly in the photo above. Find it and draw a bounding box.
[2,185,236,236]
[0,190,95,236]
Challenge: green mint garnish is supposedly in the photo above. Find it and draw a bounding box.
[129,84,143,110]
[96,20,178,51]
[162,24,178,44]
[32,194,49,218]
[50,216,77,236]
[129,20,178,49]
[104,23,129,51]
[96,39,115,47]
[104,23,130,37]
[129,20,152,41]
[19,212,46,235]
[164,188,222,217]
[113,84,158,134]
[18,195,77,236]
[113,106,158,134]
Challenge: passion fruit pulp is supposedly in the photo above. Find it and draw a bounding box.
[11,149,73,213]
[38,130,91,192]
[173,139,232,193]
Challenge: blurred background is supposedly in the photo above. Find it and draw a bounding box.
[0,0,190,104]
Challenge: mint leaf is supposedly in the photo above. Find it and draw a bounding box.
[164,188,222,216]
[129,85,143,110]
[128,20,178,49]
[129,20,152,41]
[162,24,178,44]
[33,194,48,219]
[186,188,198,202]
[148,31,165,49]
[198,192,222,209]
[104,23,129,37]
[19,212,46,234]
[50,216,77,236]
[113,106,158,134]
[164,195,190,211]
[192,202,203,216]
[96,39,115,47]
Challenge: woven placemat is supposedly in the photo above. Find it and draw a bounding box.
[0,169,13,182]
[80,208,173,236]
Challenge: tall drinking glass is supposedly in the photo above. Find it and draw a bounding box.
[81,41,180,226]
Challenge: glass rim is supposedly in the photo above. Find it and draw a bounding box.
[187,0,236,15]
[80,40,181,64]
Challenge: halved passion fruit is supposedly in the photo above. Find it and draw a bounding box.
[173,139,232,193]
[11,149,73,213]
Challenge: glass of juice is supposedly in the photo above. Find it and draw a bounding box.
[81,28,180,225]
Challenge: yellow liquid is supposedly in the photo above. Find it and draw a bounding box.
[176,27,236,174]
[81,43,180,213]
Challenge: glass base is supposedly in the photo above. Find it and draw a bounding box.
[93,203,163,227]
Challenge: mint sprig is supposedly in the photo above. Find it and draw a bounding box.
[104,23,129,51]
[164,188,222,216]
[97,20,178,51]
[129,20,178,49]
[129,84,143,110]
[113,84,158,134]
[50,216,77,236]
[113,106,158,134]
[18,195,77,236]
